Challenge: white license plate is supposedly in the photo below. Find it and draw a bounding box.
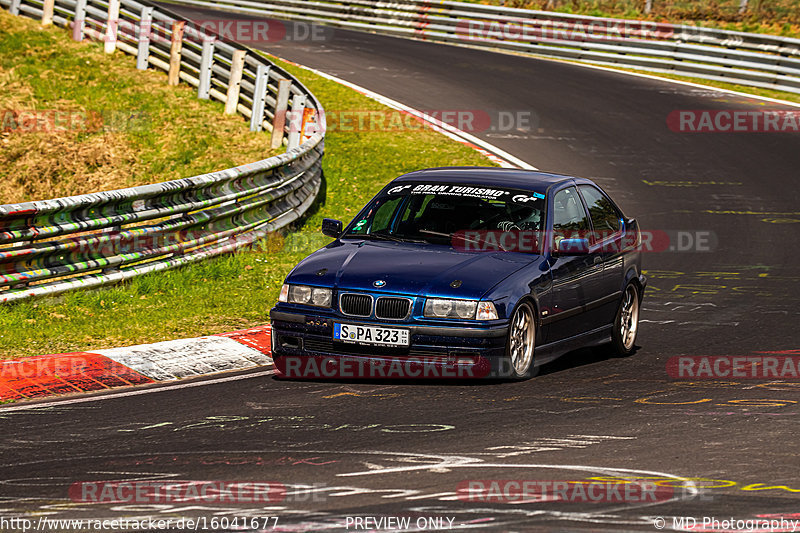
[333,323,409,346]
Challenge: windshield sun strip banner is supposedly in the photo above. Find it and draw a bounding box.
[386,183,545,202]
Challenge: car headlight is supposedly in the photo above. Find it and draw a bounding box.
[279,284,332,308]
[424,298,496,320]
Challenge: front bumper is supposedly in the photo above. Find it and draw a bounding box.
[269,308,508,370]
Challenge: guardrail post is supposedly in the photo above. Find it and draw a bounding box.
[286,93,306,150]
[198,37,215,99]
[41,0,54,25]
[10,240,33,289]
[72,0,87,41]
[249,65,270,132]
[101,226,122,274]
[270,79,291,149]
[9,0,20,16]
[168,21,185,86]
[738,0,748,14]
[225,50,246,115]
[104,0,120,54]
[136,6,153,70]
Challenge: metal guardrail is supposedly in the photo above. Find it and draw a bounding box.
[0,0,326,303]
[164,0,800,95]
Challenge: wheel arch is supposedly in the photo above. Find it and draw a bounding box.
[623,266,645,300]
[507,293,543,347]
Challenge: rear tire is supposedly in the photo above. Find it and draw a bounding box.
[612,283,640,356]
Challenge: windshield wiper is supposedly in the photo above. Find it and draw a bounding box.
[365,233,404,243]
[349,233,425,244]
[419,229,511,252]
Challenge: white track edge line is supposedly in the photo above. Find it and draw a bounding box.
[0,369,276,412]
[370,32,800,110]
[270,54,539,170]
[550,58,800,109]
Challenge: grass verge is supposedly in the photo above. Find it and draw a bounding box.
[0,38,494,358]
[471,0,800,38]
[0,9,277,204]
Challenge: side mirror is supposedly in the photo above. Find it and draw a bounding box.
[321,218,343,238]
[553,237,590,255]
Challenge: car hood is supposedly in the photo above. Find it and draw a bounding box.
[287,240,536,299]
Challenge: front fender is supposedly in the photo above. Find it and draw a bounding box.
[482,257,552,325]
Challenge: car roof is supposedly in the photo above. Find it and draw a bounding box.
[393,167,579,196]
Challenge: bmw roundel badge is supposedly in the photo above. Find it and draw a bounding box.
[373,280,386,288]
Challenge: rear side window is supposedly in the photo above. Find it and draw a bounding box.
[579,185,621,233]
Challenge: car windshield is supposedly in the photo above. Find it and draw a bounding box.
[342,183,545,252]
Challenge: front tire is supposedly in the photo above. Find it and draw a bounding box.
[612,283,640,356]
[504,302,538,379]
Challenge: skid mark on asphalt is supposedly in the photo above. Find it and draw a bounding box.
[114,415,455,435]
[479,436,635,458]
[0,369,276,413]
[323,392,364,398]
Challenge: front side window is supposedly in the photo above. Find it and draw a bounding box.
[552,186,590,232]
[348,195,403,235]
[552,186,590,249]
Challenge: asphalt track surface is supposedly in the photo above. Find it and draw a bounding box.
[3,8,800,532]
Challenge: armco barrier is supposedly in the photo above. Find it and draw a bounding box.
[163,0,800,95]
[0,0,326,303]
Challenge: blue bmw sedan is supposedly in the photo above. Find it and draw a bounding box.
[270,167,645,379]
